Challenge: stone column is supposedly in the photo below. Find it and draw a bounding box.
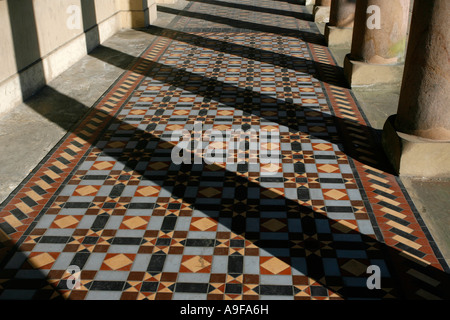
[382,0,450,178]
[155,0,178,4]
[120,0,158,28]
[314,0,332,23]
[325,0,357,48]
[343,0,411,87]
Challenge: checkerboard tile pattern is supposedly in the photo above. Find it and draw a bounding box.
[0,0,449,300]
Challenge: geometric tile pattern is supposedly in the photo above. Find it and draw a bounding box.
[0,0,449,301]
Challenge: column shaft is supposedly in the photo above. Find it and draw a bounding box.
[329,0,356,28]
[325,0,356,47]
[351,0,410,64]
[395,0,450,141]
[344,0,411,86]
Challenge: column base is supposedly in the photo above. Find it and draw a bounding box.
[314,6,330,23]
[325,25,353,48]
[343,54,405,87]
[382,115,450,178]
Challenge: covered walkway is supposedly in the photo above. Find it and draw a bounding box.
[0,0,449,300]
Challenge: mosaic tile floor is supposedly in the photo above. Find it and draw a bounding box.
[0,0,449,300]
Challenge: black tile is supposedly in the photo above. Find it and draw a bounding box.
[156,238,171,246]
[127,203,155,209]
[82,175,108,180]
[227,255,243,274]
[297,187,310,200]
[395,243,426,259]
[368,179,391,189]
[310,286,328,297]
[147,254,166,272]
[140,281,159,292]
[319,178,344,184]
[389,227,418,242]
[326,206,353,213]
[91,215,110,231]
[0,222,16,234]
[230,239,245,248]
[41,175,55,185]
[39,236,70,244]
[168,203,181,210]
[102,202,116,209]
[161,216,177,231]
[314,155,336,160]
[64,202,92,209]
[64,148,77,156]
[56,157,71,165]
[48,165,63,175]
[10,208,27,221]
[185,239,215,247]
[373,189,398,201]
[384,214,410,226]
[109,184,125,198]
[175,283,209,293]
[225,283,242,294]
[70,252,90,269]
[20,196,38,208]
[30,185,47,196]
[259,285,293,296]
[294,163,305,172]
[112,237,142,245]
[82,236,99,245]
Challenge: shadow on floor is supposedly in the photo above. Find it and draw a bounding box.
[156,5,325,46]
[187,0,314,21]
[1,0,449,301]
[1,42,450,299]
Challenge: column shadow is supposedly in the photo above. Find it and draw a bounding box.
[2,81,449,299]
[187,0,314,21]
[156,5,326,47]
[88,39,390,175]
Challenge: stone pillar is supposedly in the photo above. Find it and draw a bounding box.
[325,0,356,48]
[343,0,411,87]
[382,0,450,178]
[120,0,158,28]
[314,0,332,23]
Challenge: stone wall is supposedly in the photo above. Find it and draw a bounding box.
[0,0,157,115]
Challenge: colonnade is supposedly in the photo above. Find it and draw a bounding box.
[308,0,449,177]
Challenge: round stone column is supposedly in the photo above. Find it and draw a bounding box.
[121,0,158,28]
[325,0,357,47]
[382,0,450,177]
[343,0,411,86]
[314,0,332,23]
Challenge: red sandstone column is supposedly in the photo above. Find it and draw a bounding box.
[325,0,357,47]
[395,0,450,141]
[314,0,332,23]
[382,0,450,177]
[343,0,411,86]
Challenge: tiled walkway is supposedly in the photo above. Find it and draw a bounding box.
[0,0,449,300]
